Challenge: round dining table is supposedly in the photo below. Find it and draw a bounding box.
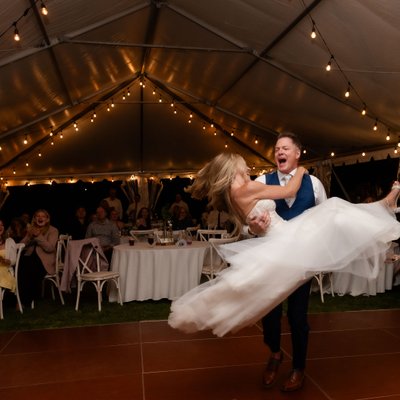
[108,241,209,302]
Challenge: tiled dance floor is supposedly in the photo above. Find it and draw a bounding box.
[1,309,400,400]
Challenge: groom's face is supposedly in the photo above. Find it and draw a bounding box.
[275,137,301,174]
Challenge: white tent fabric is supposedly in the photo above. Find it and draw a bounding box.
[0,0,400,184]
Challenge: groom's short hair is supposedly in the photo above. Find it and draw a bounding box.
[276,131,302,152]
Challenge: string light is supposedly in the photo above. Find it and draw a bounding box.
[330,152,335,157]
[13,23,20,42]
[127,89,130,96]
[111,99,115,108]
[344,83,351,98]
[361,152,366,157]
[23,135,28,145]
[38,151,42,157]
[59,132,63,139]
[325,56,333,72]
[40,2,48,16]
[310,23,316,39]
[361,104,367,116]
[122,93,126,100]
[373,119,378,131]
[25,161,29,167]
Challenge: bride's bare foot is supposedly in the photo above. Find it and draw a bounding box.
[385,181,400,209]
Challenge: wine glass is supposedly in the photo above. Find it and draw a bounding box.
[147,234,155,246]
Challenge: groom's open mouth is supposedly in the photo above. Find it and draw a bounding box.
[277,157,287,166]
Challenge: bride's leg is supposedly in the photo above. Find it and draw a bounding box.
[383,181,400,209]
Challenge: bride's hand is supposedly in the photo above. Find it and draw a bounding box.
[248,211,271,236]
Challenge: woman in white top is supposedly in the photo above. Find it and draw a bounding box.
[0,219,17,292]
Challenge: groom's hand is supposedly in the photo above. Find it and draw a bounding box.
[248,211,271,236]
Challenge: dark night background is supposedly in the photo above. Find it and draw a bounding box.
[0,157,398,234]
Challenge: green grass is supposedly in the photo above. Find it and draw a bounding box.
[1,285,400,333]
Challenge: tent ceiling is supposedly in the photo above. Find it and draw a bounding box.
[0,0,399,183]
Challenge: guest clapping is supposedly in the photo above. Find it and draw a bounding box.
[18,209,58,307]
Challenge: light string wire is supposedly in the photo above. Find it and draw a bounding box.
[302,0,399,150]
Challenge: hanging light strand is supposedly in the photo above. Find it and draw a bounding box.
[303,0,397,148]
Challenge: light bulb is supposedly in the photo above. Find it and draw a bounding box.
[13,24,20,41]
[386,134,391,141]
[310,25,316,39]
[373,120,378,131]
[326,56,333,72]
[345,85,350,98]
[330,152,335,157]
[362,152,366,157]
[361,106,366,116]
[41,2,48,15]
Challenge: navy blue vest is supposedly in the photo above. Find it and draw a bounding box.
[265,172,315,220]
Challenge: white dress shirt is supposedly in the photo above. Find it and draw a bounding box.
[256,168,327,208]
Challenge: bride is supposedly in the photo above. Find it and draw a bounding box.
[168,153,400,337]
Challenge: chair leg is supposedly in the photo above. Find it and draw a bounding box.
[15,289,23,314]
[75,284,82,311]
[57,287,65,305]
[96,282,102,312]
[115,278,123,306]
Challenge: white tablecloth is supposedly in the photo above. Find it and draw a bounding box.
[331,242,399,296]
[332,262,394,296]
[109,241,209,302]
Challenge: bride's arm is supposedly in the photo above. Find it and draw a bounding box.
[247,167,306,201]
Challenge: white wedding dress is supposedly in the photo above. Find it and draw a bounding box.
[168,198,400,337]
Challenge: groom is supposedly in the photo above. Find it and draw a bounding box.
[248,131,327,392]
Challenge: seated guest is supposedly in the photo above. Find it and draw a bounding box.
[86,206,120,263]
[126,193,141,226]
[136,207,152,230]
[169,193,189,215]
[69,206,89,240]
[7,217,27,243]
[18,209,58,307]
[110,208,125,232]
[207,207,234,232]
[172,206,194,230]
[0,219,17,294]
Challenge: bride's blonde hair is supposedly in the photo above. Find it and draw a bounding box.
[186,153,248,235]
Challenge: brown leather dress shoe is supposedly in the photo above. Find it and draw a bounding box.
[262,352,283,388]
[281,369,305,392]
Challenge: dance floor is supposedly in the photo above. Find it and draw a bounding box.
[1,309,400,400]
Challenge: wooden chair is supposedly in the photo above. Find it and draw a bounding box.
[75,241,123,311]
[42,234,71,305]
[201,235,240,280]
